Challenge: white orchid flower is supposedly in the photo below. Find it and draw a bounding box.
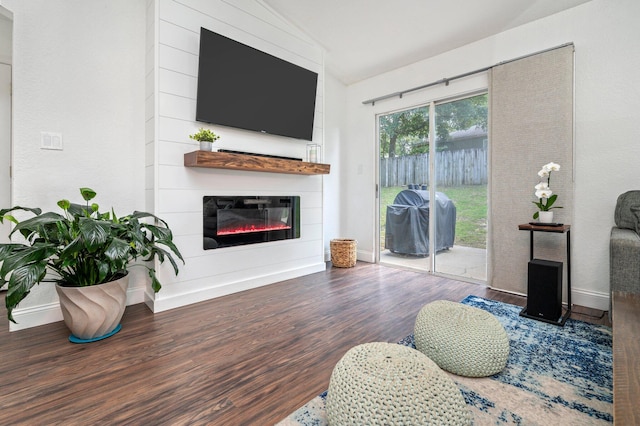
[535,182,549,190]
[544,162,561,172]
[532,162,562,219]
[535,188,552,199]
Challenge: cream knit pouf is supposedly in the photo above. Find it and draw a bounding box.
[414,300,509,377]
[325,342,471,425]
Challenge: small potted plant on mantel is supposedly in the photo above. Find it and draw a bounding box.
[190,127,220,151]
[0,187,184,343]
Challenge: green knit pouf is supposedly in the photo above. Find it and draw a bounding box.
[414,300,509,377]
[325,342,471,426]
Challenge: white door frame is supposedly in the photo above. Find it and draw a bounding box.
[0,7,13,244]
[0,64,11,244]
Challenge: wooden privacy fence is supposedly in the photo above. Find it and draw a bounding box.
[380,148,487,188]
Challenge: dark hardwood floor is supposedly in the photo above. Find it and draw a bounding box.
[0,262,609,425]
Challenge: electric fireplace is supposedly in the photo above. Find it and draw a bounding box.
[203,196,300,249]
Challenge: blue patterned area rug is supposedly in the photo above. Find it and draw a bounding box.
[277,295,613,425]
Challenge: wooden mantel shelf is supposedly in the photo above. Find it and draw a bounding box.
[184,151,330,175]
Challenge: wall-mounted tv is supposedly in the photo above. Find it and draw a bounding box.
[196,27,318,141]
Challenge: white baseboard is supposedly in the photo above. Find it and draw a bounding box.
[9,263,607,332]
[9,286,149,332]
[357,249,375,263]
[8,265,327,331]
[326,249,374,263]
[490,286,610,312]
[9,302,63,332]
[571,287,610,312]
[146,262,327,313]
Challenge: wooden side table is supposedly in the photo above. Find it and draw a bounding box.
[518,223,572,325]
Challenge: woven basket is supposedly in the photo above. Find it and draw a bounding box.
[330,239,357,268]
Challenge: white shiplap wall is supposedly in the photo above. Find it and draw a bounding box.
[145,0,326,312]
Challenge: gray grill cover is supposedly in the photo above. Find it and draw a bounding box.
[385,190,456,256]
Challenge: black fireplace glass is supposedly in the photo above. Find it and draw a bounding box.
[203,196,300,250]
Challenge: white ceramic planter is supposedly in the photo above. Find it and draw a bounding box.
[56,274,129,341]
[538,211,554,223]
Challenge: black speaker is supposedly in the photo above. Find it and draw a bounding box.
[527,259,563,321]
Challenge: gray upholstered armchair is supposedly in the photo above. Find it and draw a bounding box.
[610,190,640,317]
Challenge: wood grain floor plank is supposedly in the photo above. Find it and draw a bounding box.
[0,262,609,425]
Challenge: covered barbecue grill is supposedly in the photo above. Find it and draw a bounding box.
[385,189,456,256]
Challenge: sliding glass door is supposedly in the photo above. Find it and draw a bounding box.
[378,105,432,271]
[432,94,488,281]
[378,93,488,282]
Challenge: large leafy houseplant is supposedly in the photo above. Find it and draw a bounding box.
[0,187,184,324]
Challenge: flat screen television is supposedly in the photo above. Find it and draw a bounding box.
[196,27,318,141]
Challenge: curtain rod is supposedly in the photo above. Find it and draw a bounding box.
[362,42,574,106]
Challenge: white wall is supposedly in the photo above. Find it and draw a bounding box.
[2,0,328,331]
[3,0,328,330]
[144,0,327,312]
[323,72,347,251]
[0,8,10,64]
[342,0,640,310]
[3,0,147,329]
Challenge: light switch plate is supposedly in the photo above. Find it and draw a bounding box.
[41,132,63,150]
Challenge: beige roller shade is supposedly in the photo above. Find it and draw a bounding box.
[489,45,574,297]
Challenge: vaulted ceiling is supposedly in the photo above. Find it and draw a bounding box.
[263,0,593,84]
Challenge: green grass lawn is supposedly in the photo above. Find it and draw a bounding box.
[380,185,487,249]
